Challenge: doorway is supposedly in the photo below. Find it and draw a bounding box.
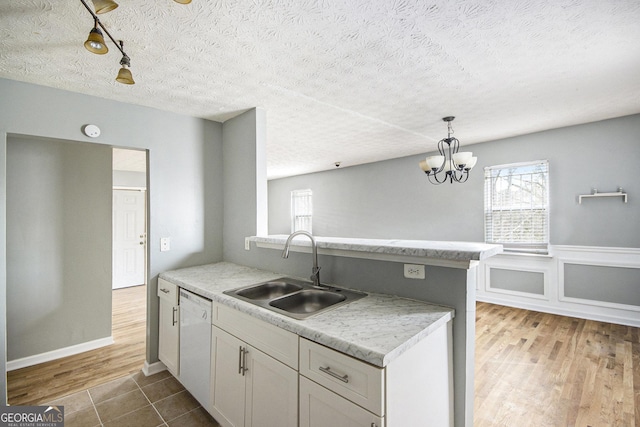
[112,148,147,289]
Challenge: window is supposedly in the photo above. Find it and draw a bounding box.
[484,160,549,253]
[291,189,312,233]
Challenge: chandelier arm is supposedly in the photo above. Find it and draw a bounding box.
[427,173,446,185]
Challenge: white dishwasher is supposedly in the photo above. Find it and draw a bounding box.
[179,289,212,409]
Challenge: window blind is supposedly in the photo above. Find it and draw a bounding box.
[291,189,313,233]
[484,160,549,253]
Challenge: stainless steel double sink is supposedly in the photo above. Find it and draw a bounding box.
[224,277,367,320]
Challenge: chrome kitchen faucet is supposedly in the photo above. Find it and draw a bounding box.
[282,231,321,287]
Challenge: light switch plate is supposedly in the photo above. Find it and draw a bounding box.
[160,237,171,252]
[244,237,251,251]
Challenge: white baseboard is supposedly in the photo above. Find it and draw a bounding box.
[7,336,114,371]
[143,360,167,376]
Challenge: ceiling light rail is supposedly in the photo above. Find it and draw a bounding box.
[419,116,477,184]
[79,0,192,85]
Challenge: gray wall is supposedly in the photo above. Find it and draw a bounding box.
[0,78,224,401]
[222,108,268,264]
[7,136,113,360]
[269,114,640,248]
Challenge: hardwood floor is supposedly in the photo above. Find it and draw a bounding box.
[474,302,639,427]
[7,289,639,427]
[7,285,147,406]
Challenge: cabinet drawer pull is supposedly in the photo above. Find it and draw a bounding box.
[172,307,178,326]
[238,346,243,374]
[160,288,170,294]
[319,366,349,383]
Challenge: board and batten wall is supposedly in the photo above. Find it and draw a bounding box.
[0,78,225,401]
[268,114,640,327]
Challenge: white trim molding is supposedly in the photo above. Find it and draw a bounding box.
[6,336,114,371]
[477,245,640,327]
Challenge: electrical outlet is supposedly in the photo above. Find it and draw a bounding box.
[245,237,251,251]
[404,264,425,279]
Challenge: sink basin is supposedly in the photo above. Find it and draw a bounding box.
[223,277,367,320]
[236,281,302,300]
[269,290,346,314]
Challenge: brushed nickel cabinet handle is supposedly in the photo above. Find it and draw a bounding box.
[172,307,178,326]
[160,288,170,294]
[238,346,243,375]
[241,348,249,376]
[319,366,349,383]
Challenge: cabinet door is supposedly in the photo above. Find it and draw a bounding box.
[158,299,179,376]
[300,376,383,427]
[245,347,298,427]
[211,326,246,427]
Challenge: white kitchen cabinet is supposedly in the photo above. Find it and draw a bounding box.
[211,304,298,427]
[300,320,454,427]
[300,376,383,427]
[157,278,179,376]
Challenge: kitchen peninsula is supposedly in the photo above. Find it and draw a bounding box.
[160,261,456,426]
[244,235,502,427]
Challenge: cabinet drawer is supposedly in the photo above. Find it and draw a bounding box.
[157,278,178,304]
[299,338,384,416]
[212,303,299,369]
[299,376,383,427]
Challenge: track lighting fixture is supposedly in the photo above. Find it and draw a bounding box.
[79,0,134,84]
[79,0,191,85]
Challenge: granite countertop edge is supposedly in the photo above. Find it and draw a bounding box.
[250,235,503,262]
[159,261,455,368]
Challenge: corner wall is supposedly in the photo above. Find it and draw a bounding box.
[0,78,225,402]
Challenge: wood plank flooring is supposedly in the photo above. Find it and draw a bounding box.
[7,285,147,406]
[7,290,639,427]
[474,302,639,427]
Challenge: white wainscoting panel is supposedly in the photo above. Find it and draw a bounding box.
[477,245,640,327]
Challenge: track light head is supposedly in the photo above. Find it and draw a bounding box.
[173,0,192,3]
[91,0,118,14]
[84,25,108,54]
[115,41,134,84]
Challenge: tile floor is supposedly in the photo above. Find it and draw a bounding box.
[46,370,220,427]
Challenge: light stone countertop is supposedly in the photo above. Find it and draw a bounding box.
[159,261,454,367]
[250,235,503,268]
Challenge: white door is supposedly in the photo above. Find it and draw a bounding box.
[112,189,146,289]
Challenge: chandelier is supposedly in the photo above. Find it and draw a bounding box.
[419,116,477,184]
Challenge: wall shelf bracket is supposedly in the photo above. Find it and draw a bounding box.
[578,187,628,204]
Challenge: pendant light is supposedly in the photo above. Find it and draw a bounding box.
[174,0,192,3]
[419,116,477,184]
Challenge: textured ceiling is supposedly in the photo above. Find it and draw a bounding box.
[1,1,639,179]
